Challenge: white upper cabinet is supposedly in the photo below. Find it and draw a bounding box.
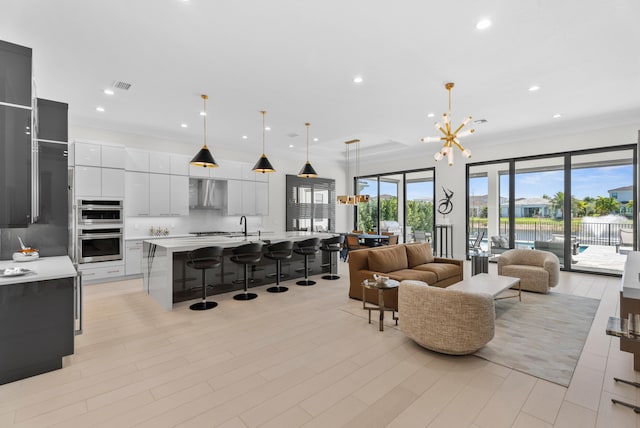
[226,180,243,216]
[101,145,125,169]
[74,142,101,167]
[170,175,189,216]
[75,166,101,197]
[217,160,243,180]
[149,173,171,216]
[101,168,125,198]
[125,172,150,216]
[255,181,269,216]
[149,152,171,174]
[125,148,150,172]
[170,154,190,176]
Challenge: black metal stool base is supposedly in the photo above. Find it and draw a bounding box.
[234,292,258,301]
[322,274,340,280]
[189,301,218,311]
[267,286,288,293]
[297,279,316,286]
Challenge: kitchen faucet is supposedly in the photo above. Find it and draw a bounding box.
[240,215,247,238]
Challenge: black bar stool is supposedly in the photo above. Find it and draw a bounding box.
[294,238,320,286]
[186,246,223,311]
[231,242,264,301]
[321,235,344,280]
[264,240,293,293]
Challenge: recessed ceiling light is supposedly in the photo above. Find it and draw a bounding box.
[242,135,248,140]
[528,85,540,92]
[96,106,105,112]
[427,113,435,118]
[103,89,114,95]
[353,76,364,84]
[313,138,319,142]
[553,114,562,119]
[264,126,271,131]
[289,144,294,148]
[181,123,188,128]
[476,19,492,30]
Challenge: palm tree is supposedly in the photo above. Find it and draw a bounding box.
[594,196,620,215]
[549,191,564,219]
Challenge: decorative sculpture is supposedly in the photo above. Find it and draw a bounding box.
[438,187,454,215]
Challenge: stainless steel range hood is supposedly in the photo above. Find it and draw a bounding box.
[189,179,226,210]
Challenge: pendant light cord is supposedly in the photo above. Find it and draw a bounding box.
[202,94,208,149]
[261,110,266,155]
[305,123,310,161]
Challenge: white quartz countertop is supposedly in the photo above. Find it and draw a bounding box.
[144,231,338,251]
[0,256,77,285]
[621,251,640,299]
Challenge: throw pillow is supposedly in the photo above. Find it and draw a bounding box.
[405,243,435,267]
[498,237,509,248]
[368,245,408,273]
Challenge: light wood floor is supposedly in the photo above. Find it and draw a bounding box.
[1,262,639,427]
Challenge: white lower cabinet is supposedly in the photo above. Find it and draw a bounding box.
[79,261,125,283]
[125,240,143,276]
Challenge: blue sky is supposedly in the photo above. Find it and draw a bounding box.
[469,165,633,200]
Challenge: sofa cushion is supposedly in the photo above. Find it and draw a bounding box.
[367,245,408,273]
[413,263,460,281]
[386,269,438,285]
[498,237,509,248]
[405,243,434,267]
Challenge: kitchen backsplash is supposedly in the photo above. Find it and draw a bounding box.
[124,210,264,238]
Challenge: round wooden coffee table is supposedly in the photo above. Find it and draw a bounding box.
[361,278,400,331]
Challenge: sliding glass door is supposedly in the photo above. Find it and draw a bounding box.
[466,145,636,275]
[357,168,435,243]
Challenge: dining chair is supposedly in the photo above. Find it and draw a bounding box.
[343,234,361,261]
[387,235,399,245]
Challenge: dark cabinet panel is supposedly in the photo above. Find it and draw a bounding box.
[0,104,32,227]
[0,40,32,107]
[37,98,68,142]
[0,277,74,385]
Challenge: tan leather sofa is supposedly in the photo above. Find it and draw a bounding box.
[348,242,463,310]
[497,248,560,293]
[398,280,495,355]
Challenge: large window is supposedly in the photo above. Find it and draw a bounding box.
[357,168,435,243]
[466,145,637,275]
[286,175,335,232]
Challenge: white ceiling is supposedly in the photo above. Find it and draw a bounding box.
[2,0,640,162]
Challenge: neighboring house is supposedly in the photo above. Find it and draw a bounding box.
[608,185,633,204]
[501,197,552,218]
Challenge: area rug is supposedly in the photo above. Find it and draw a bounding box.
[474,291,600,387]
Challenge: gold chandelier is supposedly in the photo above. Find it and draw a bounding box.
[337,139,370,205]
[421,82,475,166]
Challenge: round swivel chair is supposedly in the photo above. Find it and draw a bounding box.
[231,242,264,301]
[186,246,223,311]
[320,235,344,280]
[294,238,320,286]
[264,240,293,293]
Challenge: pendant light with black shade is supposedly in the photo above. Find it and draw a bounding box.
[190,94,219,168]
[252,110,276,173]
[298,122,318,178]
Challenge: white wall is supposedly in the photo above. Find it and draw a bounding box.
[357,124,640,258]
[70,126,348,236]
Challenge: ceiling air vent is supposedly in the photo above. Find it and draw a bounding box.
[112,80,132,91]
[287,133,299,138]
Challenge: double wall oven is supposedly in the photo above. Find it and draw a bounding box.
[76,200,123,263]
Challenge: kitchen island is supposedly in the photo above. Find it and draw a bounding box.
[143,231,339,309]
[0,256,77,385]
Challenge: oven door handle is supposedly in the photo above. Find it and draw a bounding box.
[78,233,123,239]
[78,206,123,211]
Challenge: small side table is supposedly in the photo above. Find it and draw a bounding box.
[470,252,489,276]
[362,279,400,331]
[606,315,640,413]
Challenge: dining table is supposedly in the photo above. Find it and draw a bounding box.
[356,233,390,247]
